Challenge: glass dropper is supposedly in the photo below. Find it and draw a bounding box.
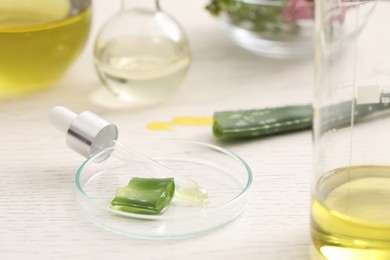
[48,106,207,205]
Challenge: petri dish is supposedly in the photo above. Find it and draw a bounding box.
[75,139,252,239]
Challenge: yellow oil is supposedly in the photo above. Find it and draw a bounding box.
[311,165,390,260]
[0,0,91,98]
[147,116,213,131]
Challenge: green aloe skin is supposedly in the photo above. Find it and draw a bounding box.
[213,96,390,139]
[213,105,312,139]
[111,177,175,215]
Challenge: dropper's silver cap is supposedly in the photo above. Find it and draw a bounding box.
[48,106,118,159]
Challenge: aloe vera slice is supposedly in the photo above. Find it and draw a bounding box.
[213,99,390,139]
[111,177,175,215]
[213,105,312,139]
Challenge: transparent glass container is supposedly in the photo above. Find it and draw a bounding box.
[94,0,191,106]
[214,0,315,59]
[76,139,252,239]
[0,0,91,98]
[311,0,390,259]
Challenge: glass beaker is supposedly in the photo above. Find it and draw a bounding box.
[0,0,92,98]
[312,0,390,259]
[94,0,191,106]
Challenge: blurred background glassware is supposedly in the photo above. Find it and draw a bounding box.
[206,0,315,59]
[0,0,92,98]
[94,0,192,106]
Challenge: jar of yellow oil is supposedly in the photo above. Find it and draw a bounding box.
[0,0,91,98]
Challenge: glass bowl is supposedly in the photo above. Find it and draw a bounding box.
[208,0,376,59]
[209,0,315,59]
[0,0,91,98]
[75,139,252,239]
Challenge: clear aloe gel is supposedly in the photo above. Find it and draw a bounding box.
[48,106,208,206]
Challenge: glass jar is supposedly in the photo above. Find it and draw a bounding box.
[311,0,390,259]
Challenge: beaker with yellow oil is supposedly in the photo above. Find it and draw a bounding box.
[312,1,390,259]
[0,0,91,98]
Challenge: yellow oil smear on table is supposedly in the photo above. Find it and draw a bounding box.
[147,116,213,131]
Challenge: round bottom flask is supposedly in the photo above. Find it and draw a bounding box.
[94,0,191,106]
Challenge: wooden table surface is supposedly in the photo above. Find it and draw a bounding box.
[0,0,325,259]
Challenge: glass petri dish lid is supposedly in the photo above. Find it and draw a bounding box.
[75,138,252,239]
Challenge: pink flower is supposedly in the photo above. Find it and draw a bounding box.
[283,0,314,24]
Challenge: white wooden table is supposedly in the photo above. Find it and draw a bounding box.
[0,1,322,259]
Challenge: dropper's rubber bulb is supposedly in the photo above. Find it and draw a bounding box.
[48,106,77,134]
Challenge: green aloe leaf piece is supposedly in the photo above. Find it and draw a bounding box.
[213,95,390,140]
[111,177,175,215]
[213,105,312,139]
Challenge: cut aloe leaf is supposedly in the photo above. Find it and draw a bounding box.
[213,105,312,139]
[111,177,175,215]
[213,98,390,139]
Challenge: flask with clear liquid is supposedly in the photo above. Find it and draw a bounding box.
[94,0,191,106]
[312,1,390,259]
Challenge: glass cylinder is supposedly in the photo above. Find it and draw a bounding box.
[312,0,390,259]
